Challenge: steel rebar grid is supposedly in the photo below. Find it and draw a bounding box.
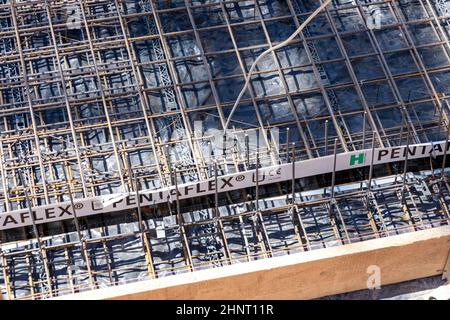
[1,0,450,300]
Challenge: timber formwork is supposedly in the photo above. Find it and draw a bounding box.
[0,0,450,299]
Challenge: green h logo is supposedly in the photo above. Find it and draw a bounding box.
[349,153,365,166]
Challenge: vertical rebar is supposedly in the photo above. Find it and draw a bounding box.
[286,128,291,201]
[166,145,175,217]
[401,124,412,204]
[166,145,172,184]
[255,153,260,212]
[324,120,329,156]
[362,111,367,150]
[438,96,445,141]
[245,133,250,168]
[366,132,376,210]
[330,138,338,218]
[291,142,296,203]
[222,134,226,158]
[208,141,213,177]
[174,168,182,225]
[214,161,219,219]
[134,170,145,235]
[441,123,450,185]
[286,128,290,163]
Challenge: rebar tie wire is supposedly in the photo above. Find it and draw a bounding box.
[223,0,333,134]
